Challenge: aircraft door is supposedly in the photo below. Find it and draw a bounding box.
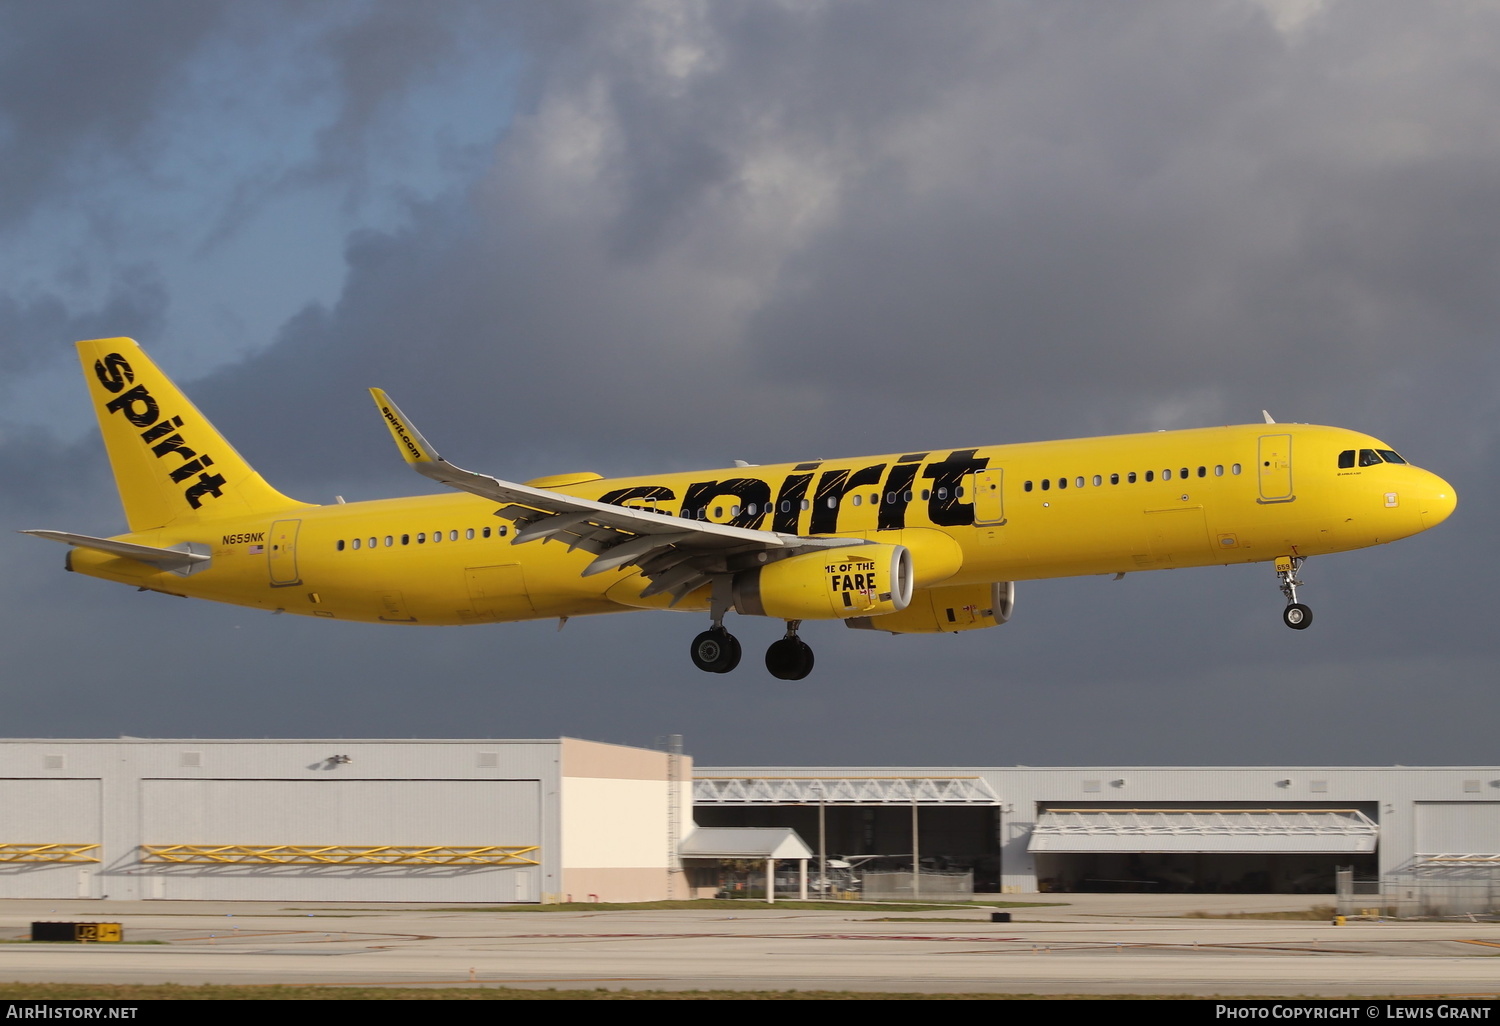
[267,519,301,586]
[973,469,1005,525]
[1257,434,1295,503]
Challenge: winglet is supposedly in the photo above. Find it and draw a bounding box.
[1262,410,1276,424]
[370,389,439,466]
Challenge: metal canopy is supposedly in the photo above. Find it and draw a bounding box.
[1028,808,1379,854]
[693,776,1000,806]
[678,827,813,860]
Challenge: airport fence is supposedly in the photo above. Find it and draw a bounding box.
[1338,864,1500,919]
[860,870,974,902]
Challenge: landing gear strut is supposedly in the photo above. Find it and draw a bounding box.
[690,577,742,673]
[1276,555,1313,630]
[765,621,815,680]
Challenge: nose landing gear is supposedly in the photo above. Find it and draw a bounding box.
[1276,555,1313,630]
[765,621,815,680]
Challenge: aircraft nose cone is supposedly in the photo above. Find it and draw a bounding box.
[1420,474,1457,530]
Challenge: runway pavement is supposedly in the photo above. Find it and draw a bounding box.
[1,895,1497,996]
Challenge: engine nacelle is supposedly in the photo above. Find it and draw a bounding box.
[734,544,914,621]
[845,581,1015,634]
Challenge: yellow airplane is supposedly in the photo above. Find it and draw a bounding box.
[26,338,1457,680]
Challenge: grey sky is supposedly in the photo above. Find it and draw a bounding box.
[1,1,1494,766]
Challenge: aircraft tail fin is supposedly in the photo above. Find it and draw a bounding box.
[76,338,309,532]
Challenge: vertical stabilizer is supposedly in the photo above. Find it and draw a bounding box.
[77,338,309,531]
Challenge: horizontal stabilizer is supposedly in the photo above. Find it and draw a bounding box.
[20,530,210,571]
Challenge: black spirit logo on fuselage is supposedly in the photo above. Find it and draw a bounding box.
[599,449,991,536]
[94,353,227,510]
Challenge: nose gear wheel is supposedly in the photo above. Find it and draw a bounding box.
[1276,556,1313,630]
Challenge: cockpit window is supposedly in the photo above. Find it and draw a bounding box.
[1378,449,1407,465]
[1358,449,1383,467]
[1338,450,1355,469]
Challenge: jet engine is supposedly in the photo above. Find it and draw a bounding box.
[734,544,913,620]
[845,581,1014,634]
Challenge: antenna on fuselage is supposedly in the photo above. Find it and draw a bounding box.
[1262,410,1276,424]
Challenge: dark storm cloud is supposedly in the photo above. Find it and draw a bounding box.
[197,0,1500,474]
[0,267,167,374]
[0,0,227,227]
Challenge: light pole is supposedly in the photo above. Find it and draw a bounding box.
[810,781,827,899]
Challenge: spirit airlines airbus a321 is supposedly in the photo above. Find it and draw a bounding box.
[26,338,1456,680]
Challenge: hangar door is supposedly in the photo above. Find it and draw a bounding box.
[138,778,543,902]
[1029,807,1378,893]
[1414,802,1500,857]
[0,778,102,899]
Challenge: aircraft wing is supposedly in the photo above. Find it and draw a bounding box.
[370,390,858,604]
[20,529,209,571]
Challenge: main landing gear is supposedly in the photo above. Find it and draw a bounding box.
[690,627,742,673]
[765,621,814,681]
[1276,555,1313,630]
[688,617,815,679]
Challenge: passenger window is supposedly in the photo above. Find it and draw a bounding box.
[1180,468,1189,479]
[352,538,360,550]
[1359,449,1382,467]
[1110,473,1119,485]
[870,493,879,504]
[920,490,930,501]
[466,528,475,540]
[1232,463,1241,474]
[369,537,377,548]
[937,487,949,500]
[401,534,409,545]
[1024,481,1033,492]
[1214,465,1223,477]
[825,497,836,509]
[432,531,441,543]
[1162,469,1172,481]
[956,486,965,497]
[384,536,393,547]
[417,532,425,543]
[746,503,757,516]
[903,490,913,502]
[1196,466,1205,478]
[449,530,458,541]
[1145,471,1154,482]
[1093,475,1102,486]
[498,526,508,537]
[800,499,810,510]
[1041,479,1050,491]
[337,540,345,551]
[731,504,742,516]
[1128,472,1137,483]
[851,495,862,506]
[1075,477,1084,489]
[1058,477,1067,490]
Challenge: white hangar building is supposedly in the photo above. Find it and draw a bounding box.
[694,765,1500,895]
[0,737,690,903]
[0,737,1495,901]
